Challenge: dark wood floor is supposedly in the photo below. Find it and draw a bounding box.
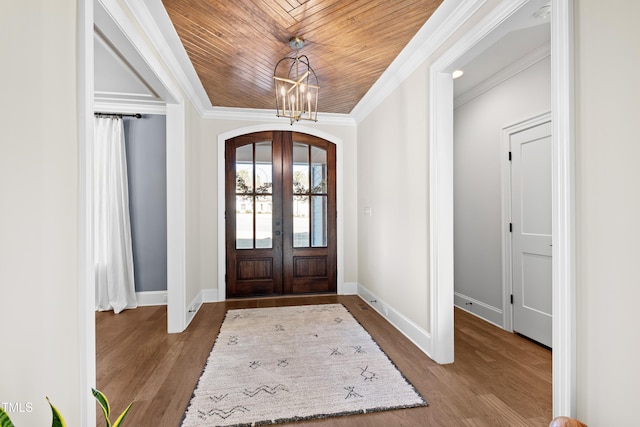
[96,295,551,426]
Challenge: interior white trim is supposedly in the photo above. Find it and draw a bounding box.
[96,0,188,336]
[96,0,178,104]
[124,0,209,113]
[126,0,485,123]
[202,107,356,127]
[216,123,345,301]
[500,111,552,333]
[127,0,358,127]
[454,292,503,327]
[78,0,96,425]
[351,0,486,123]
[357,284,432,356]
[94,94,166,109]
[185,291,203,328]
[455,44,550,108]
[93,101,167,115]
[429,69,455,364]
[135,290,168,306]
[500,116,514,333]
[84,4,190,424]
[550,0,576,418]
[430,0,576,418]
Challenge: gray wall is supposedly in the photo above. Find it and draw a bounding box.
[124,114,167,292]
[453,55,550,325]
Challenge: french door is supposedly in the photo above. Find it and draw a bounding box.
[225,131,336,298]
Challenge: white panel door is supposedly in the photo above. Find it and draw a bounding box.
[511,119,552,347]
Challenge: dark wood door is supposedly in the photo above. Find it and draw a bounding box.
[225,131,336,298]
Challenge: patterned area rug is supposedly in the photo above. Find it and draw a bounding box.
[181,304,426,426]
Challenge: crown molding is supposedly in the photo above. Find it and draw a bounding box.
[126,0,210,113]
[97,0,184,106]
[130,1,356,126]
[125,0,484,124]
[94,99,166,115]
[350,0,487,124]
[94,90,163,103]
[202,107,356,127]
[454,43,550,108]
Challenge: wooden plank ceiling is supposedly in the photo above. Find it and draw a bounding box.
[163,0,444,115]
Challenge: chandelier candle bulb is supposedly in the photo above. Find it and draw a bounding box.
[281,87,286,116]
[273,36,319,124]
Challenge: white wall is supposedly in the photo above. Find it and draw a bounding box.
[575,1,640,424]
[356,0,640,422]
[185,102,203,308]
[358,63,431,331]
[3,1,639,425]
[453,55,551,324]
[0,1,81,425]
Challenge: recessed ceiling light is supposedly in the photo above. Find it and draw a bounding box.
[452,69,464,79]
[533,3,551,20]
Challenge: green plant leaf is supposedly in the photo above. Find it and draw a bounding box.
[112,401,133,427]
[91,388,111,427]
[0,406,16,427]
[46,397,67,427]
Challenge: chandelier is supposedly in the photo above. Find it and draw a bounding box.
[273,37,319,124]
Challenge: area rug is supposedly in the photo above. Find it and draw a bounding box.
[181,304,426,426]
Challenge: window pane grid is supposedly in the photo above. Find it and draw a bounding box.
[236,142,273,249]
[293,143,328,248]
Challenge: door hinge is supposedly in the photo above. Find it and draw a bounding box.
[510,294,514,304]
[508,151,512,161]
[509,222,513,233]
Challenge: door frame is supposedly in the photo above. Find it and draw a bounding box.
[80,0,189,424]
[429,0,575,418]
[217,124,345,301]
[500,111,552,333]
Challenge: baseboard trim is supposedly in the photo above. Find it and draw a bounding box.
[454,292,503,328]
[185,292,202,328]
[135,290,167,306]
[184,288,219,328]
[357,283,432,360]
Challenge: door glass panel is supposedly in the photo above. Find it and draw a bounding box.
[256,195,273,248]
[292,143,328,248]
[293,142,309,194]
[293,195,309,247]
[236,195,253,249]
[311,196,327,247]
[310,146,327,193]
[235,144,253,193]
[235,141,273,249]
[255,142,273,194]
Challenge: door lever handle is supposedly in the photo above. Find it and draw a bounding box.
[275,231,281,236]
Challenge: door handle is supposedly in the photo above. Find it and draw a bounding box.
[275,231,281,236]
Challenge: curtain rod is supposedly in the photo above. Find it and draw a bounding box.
[94,112,142,119]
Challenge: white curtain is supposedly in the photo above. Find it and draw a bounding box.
[94,117,137,313]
